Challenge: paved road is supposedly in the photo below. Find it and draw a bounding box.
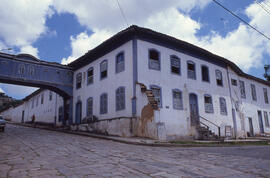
[0,124,270,178]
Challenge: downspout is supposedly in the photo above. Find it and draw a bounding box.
[132,37,138,116]
[226,67,237,138]
[54,93,57,126]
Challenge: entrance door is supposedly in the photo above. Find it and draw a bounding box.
[258,110,264,134]
[189,93,199,126]
[75,101,82,124]
[248,117,254,137]
[21,110,24,123]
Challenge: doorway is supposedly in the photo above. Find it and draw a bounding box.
[21,110,24,123]
[75,101,82,124]
[258,110,264,134]
[248,117,254,137]
[189,93,199,126]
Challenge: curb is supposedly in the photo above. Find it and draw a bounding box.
[7,122,270,148]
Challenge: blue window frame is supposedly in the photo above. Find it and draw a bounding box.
[187,60,196,79]
[116,87,125,111]
[201,65,210,82]
[150,85,162,108]
[170,55,181,75]
[172,89,183,110]
[100,60,108,80]
[87,67,94,85]
[216,70,223,86]
[219,97,227,115]
[86,97,93,117]
[251,84,257,101]
[204,94,214,113]
[116,52,125,73]
[148,49,160,70]
[76,72,82,89]
[100,93,108,114]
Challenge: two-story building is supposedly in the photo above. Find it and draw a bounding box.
[1,25,269,140]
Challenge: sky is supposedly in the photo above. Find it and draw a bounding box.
[0,0,270,99]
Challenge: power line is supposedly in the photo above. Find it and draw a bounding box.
[212,0,270,41]
[116,0,129,27]
[255,0,270,15]
[261,0,270,9]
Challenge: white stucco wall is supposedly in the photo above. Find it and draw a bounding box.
[72,41,134,122]
[228,67,270,136]
[135,39,270,139]
[0,90,64,126]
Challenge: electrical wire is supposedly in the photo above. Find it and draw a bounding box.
[116,0,129,27]
[255,0,270,15]
[212,0,270,41]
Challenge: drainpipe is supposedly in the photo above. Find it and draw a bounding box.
[226,67,237,139]
[54,93,57,127]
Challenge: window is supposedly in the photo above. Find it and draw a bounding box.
[116,87,125,111]
[231,79,237,86]
[116,52,125,73]
[251,84,257,101]
[32,99,34,109]
[263,88,269,104]
[36,96,39,107]
[58,106,63,122]
[100,93,108,114]
[187,61,196,79]
[100,60,108,79]
[49,91,53,101]
[204,94,214,113]
[149,49,160,70]
[172,89,183,110]
[215,70,223,86]
[170,55,180,75]
[41,94,44,104]
[87,97,93,117]
[264,111,269,127]
[239,80,246,99]
[87,67,94,85]
[201,65,210,82]
[219,97,227,115]
[76,73,82,89]
[18,64,25,75]
[29,66,35,76]
[150,85,162,107]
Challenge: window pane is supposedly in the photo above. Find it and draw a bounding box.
[151,87,161,107]
[220,97,227,115]
[187,62,195,79]
[149,49,160,70]
[251,84,257,101]
[171,56,180,74]
[202,66,209,82]
[263,88,269,104]
[204,95,213,113]
[173,90,183,110]
[216,70,223,86]
[239,81,246,99]
[116,53,124,73]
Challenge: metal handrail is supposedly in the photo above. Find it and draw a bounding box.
[199,115,221,138]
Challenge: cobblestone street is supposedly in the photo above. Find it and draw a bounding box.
[0,124,270,177]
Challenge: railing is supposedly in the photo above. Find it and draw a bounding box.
[199,115,221,138]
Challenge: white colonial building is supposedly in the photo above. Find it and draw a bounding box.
[1,25,270,140]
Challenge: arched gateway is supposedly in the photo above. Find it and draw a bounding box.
[0,52,73,125]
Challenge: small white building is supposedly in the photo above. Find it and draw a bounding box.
[1,89,63,126]
[1,25,270,140]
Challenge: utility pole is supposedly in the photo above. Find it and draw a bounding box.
[264,65,270,81]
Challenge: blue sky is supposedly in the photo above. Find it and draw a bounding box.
[0,0,269,99]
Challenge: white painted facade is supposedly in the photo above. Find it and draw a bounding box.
[1,27,270,140]
[1,90,63,126]
[72,41,134,121]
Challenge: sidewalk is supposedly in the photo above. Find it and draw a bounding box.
[7,122,270,147]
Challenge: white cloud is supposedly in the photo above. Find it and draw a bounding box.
[0,84,38,99]
[57,0,270,72]
[20,45,39,58]
[0,0,53,47]
[61,30,112,64]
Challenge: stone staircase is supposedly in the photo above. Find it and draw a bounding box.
[137,82,159,110]
[196,125,219,140]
